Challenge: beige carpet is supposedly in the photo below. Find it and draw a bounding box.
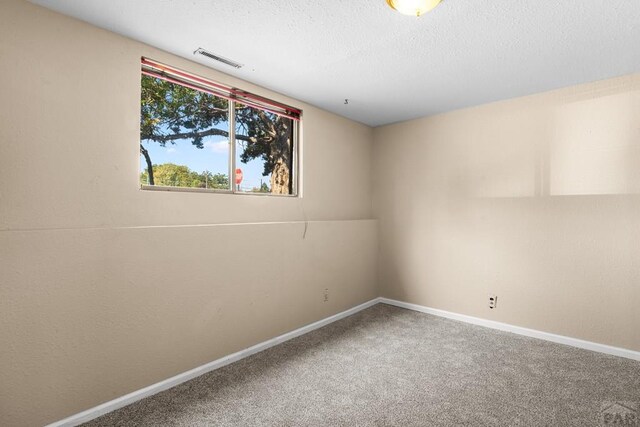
[84,304,640,426]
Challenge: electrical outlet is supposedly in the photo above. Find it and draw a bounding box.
[488,295,498,309]
[323,288,329,302]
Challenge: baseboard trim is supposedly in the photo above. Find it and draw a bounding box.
[379,297,640,361]
[46,298,379,427]
[45,296,640,426]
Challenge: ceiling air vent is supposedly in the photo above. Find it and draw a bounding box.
[194,48,243,69]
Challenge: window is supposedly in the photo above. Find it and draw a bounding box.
[139,58,300,196]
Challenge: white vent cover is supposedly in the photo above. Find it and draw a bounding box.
[194,48,243,69]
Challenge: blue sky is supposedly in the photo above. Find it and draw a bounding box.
[140,134,271,191]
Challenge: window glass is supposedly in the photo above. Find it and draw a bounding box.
[139,61,299,196]
[234,103,295,194]
[139,75,230,190]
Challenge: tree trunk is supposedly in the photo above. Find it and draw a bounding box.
[270,159,290,194]
[140,144,154,185]
[269,128,292,194]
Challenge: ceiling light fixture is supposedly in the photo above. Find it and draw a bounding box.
[386,0,442,17]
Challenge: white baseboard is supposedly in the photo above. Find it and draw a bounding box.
[379,297,640,362]
[46,296,639,426]
[46,298,379,427]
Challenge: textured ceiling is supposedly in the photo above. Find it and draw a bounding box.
[29,0,640,126]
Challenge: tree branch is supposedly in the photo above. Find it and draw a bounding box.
[143,127,255,143]
[140,144,154,185]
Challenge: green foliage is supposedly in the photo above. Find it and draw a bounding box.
[235,103,293,178]
[251,182,270,193]
[140,163,229,190]
[140,76,229,148]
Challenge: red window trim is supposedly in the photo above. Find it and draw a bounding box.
[141,57,302,121]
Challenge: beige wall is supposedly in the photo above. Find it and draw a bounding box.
[0,1,377,426]
[374,74,640,353]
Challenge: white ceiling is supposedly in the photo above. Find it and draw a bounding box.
[29,0,640,126]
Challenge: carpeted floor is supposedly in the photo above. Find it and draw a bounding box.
[84,304,640,426]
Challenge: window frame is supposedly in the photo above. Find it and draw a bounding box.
[139,58,301,198]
